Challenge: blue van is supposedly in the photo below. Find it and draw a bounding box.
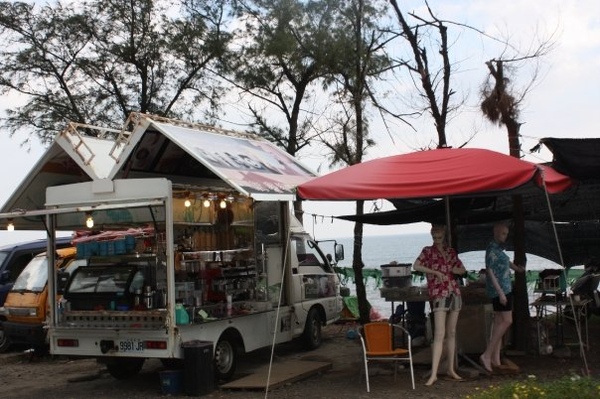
[0,237,71,351]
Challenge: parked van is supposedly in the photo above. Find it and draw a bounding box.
[0,246,76,351]
[0,237,71,351]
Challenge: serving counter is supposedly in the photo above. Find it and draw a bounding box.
[380,283,493,354]
[380,283,490,306]
[380,285,429,304]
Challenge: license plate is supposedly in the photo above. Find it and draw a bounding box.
[118,339,144,352]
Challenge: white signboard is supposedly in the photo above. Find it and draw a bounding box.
[152,122,317,200]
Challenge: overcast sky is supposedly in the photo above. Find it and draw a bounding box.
[1,0,599,245]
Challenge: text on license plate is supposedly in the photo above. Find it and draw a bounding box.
[118,339,144,352]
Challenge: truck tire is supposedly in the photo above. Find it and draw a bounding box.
[105,358,145,380]
[215,335,237,382]
[0,327,10,353]
[302,308,322,350]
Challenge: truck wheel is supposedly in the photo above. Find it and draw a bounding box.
[0,327,11,353]
[105,358,145,379]
[215,335,237,382]
[302,308,322,350]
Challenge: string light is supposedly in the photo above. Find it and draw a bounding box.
[219,199,227,209]
[184,191,192,207]
[85,212,94,228]
[203,198,211,208]
[7,219,14,231]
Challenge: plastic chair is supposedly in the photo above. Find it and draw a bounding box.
[358,322,415,392]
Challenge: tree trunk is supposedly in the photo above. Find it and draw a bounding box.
[507,118,529,352]
[511,195,530,352]
[351,200,369,323]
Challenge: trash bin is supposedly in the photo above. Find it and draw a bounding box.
[159,369,184,395]
[182,340,214,396]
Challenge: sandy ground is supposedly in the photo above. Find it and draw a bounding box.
[0,317,599,399]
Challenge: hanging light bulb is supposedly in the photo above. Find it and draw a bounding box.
[183,191,192,207]
[7,219,14,231]
[219,199,227,209]
[203,198,211,208]
[85,212,94,228]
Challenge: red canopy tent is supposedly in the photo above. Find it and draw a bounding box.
[297,147,591,370]
[296,147,576,264]
[296,147,571,201]
[297,148,571,201]
[297,148,572,252]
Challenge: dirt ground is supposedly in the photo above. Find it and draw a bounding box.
[1,317,599,399]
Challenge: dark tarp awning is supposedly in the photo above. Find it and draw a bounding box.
[336,181,600,268]
[338,197,511,226]
[535,137,600,180]
[454,221,600,269]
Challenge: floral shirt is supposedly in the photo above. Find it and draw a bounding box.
[417,245,463,300]
[485,240,512,298]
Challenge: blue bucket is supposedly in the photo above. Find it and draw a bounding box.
[159,369,183,395]
[125,235,136,251]
[114,238,126,255]
[98,241,109,256]
[76,242,87,259]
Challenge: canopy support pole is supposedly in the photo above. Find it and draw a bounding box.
[540,170,589,375]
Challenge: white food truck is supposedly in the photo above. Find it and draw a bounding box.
[0,114,343,382]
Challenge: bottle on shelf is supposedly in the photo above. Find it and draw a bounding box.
[175,302,190,325]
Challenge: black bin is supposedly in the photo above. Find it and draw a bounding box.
[182,340,215,396]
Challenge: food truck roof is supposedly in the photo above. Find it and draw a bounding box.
[0,114,318,230]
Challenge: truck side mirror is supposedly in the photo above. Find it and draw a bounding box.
[334,244,344,262]
[57,271,70,294]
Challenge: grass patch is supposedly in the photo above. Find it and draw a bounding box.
[464,374,600,399]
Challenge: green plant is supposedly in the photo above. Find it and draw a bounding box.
[465,374,600,399]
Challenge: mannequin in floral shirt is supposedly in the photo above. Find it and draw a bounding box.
[413,224,467,386]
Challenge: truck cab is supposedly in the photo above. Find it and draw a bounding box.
[1,246,76,351]
[0,237,72,352]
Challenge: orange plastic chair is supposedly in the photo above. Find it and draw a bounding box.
[358,322,415,392]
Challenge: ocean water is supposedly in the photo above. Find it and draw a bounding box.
[331,233,567,317]
[333,233,561,272]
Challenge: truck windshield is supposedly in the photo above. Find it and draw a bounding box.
[293,236,333,273]
[11,256,47,293]
[0,252,8,280]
